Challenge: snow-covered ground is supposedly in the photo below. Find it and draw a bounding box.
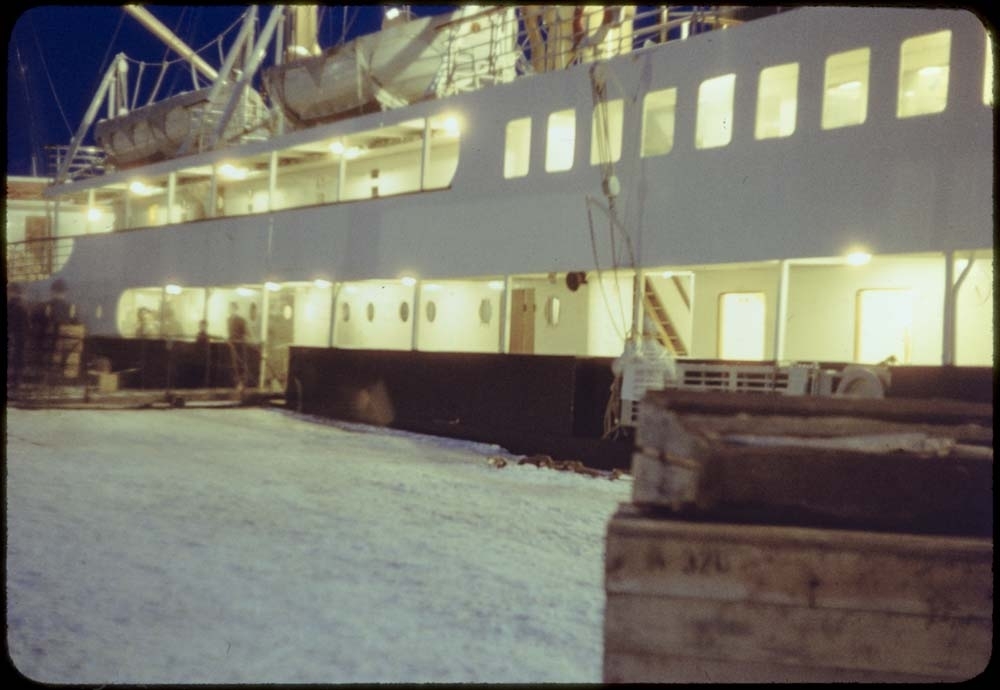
[5,406,630,684]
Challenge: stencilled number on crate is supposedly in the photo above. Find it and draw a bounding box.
[681,547,730,575]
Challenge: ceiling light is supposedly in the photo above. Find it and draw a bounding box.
[846,251,872,266]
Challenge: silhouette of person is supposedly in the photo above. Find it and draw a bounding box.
[7,283,28,389]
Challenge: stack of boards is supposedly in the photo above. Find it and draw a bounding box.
[604,389,992,682]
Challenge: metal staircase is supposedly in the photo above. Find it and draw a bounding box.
[642,277,688,356]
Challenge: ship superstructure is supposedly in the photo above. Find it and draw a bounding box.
[6,6,994,413]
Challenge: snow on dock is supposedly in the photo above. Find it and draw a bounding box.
[5,406,629,684]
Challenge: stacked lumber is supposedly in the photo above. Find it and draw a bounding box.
[630,390,992,536]
[604,390,993,682]
[604,504,992,682]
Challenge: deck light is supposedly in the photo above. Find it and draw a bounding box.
[423,283,442,292]
[345,146,362,160]
[846,251,872,266]
[487,280,505,291]
[401,275,417,287]
[236,287,256,297]
[218,163,248,180]
[661,271,674,279]
[313,279,332,289]
[129,181,155,196]
[265,281,281,292]
[385,7,400,20]
[87,207,102,222]
[329,141,345,155]
[165,284,183,295]
[443,115,460,137]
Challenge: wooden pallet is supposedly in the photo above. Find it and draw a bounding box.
[630,390,993,536]
[603,504,993,683]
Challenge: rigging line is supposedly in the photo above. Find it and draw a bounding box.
[26,13,90,139]
[13,43,43,173]
[586,196,628,341]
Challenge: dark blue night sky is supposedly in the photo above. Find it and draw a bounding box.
[6,5,454,177]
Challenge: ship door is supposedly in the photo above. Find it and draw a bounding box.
[509,288,536,354]
[264,289,296,390]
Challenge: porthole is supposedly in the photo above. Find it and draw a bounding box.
[366,302,376,322]
[545,296,561,326]
[479,298,493,325]
[399,301,410,323]
[341,303,351,322]
[426,301,437,323]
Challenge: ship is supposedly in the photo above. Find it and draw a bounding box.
[6,5,994,466]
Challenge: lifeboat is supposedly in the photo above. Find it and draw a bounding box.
[94,83,268,168]
[263,9,464,126]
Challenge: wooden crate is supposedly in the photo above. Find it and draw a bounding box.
[631,390,993,537]
[603,504,993,683]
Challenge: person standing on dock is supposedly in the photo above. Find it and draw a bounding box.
[6,282,28,390]
[227,302,249,388]
[44,279,78,379]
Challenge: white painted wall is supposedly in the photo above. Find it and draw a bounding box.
[416,280,501,353]
[955,250,994,365]
[784,256,945,364]
[333,281,413,350]
[586,274,633,357]
[689,265,780,359]
[291,285,334,347]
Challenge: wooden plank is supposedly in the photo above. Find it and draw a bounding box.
[603,650,954,683]
[630,422,994,536]
[605,509,993,618]
[604,593,992,679]
[675,412,993,445]
[642,389,993,426]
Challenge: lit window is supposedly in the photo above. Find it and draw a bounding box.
[590,98,623,165]
[984,29,994,107]
[822,47,870,129]
[897,31,951,118]
[755,63,799,139]
[855,289,913,364]
[545,109,576,172]
[504,117,531,178]
[718,292,766,360]
[641,88,677,158]
[695,74,736,149]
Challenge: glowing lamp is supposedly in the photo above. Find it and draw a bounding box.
[265,281,281,292]
[218,163,248,180]
[165,284,183,295]
[487,280,505,291]
[87,207,102,222]
[846,251,872,266]
[385,7,400,20]
[329,141,345,155]
[400,276,417,287]
[313,279,332,289]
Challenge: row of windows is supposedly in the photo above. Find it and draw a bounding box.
[504,28,993,178]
